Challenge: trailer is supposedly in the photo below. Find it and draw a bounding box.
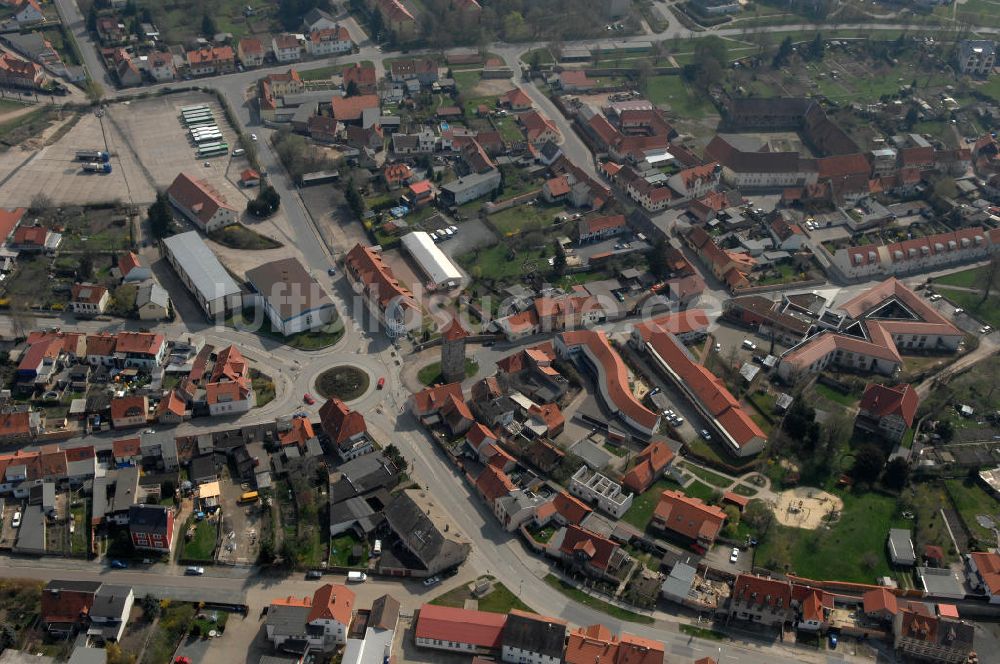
[183,113,214,124]
[180,104,209,113]
[75,150,110,162]
[82,162,112,173]
[193,134,223,144]
[186,121,217,130]
[190,127,221,136]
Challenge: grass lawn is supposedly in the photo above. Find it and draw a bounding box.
[904,482,959,564]
[934,266,987,289]
[142,602,195,664]
[209,225,282,250]
[645,75,713,116]
[70,500,89,555]
[621,478,681,529]
[543,575,653,624]
[452,69,481,94]
[488,203,555,236]
[681,463,732,488]
[459,244,545,283]
[755,490,907,582]
[251,370,275,407]
[684,480,716,501]
[935,287,1000,329]
[179,519,216,562]
[329,533,369,568]
[945,479,1000,543]
[417,359,479,386]
[493,115,523,143]
[680,624,725,640]
[813,383,858,407]
[432,580,534,614]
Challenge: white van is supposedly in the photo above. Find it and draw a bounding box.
[373,540,382,556]
[347,571,367,583]
[232,148,246,156]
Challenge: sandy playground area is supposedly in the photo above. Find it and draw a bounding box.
[773,487,844,530]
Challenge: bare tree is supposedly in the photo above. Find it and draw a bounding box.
[975,253,1000,304]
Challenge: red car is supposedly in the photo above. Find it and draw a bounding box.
[377,377,386,389]
[303,393,315,405]
[175,658,192,664]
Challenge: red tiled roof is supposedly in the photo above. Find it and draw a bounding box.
[859,383,918,428]
[817,153,871,179]
[115,332,164,357]
[343,63,376,88]
[331,94,379,122]
[559,525,619,571]
[307,584,354,625]
[411,382,464,416]
[622,441,674,494]
[558,330,659,432]
[476,465,515,502]
[113,437,141,459]
[501,87,532,108]
[318,398,367,445]
[560,70,591,86]
[970,551,1000,595]
[839,277,961,334]
[528,403,564,434]
[18,337,62,372]
[653,490,726,543]
[344,243,418,313]
[42,588,95,626]
[86,333,117,358]
[553,491,591,525]
[565,624,618,664]
[166,173,237,227]
[863,587,899,616]
[186,45,234,65]
[118,252,142,277]
[631,310,710,338]
[731,574,792,609]
[617,633,665,664]
[238,37,264,55]
[0,207,25,240]
[156,390,187,419]
[280,416,315,447]
[111,395,147,422]
[466,422,496,450]
[13,225,47,245]
[442,316,469,341]
[64,446,94,463]
[581,214,625,235]
[415,604,506,648]
[71,283,108,305]
[545,176,571,197]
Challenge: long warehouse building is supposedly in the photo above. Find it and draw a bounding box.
[162,231,243,318]
[400,231,463,291]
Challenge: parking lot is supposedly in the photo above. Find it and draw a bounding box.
[573,234,652,265]
[437,218,496,259]
[215,470,262,565]
[0,113,140,206]
[109,92,249,207]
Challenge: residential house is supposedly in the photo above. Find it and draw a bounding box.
[246,257,336,336]
[206,345,254,416]
[88,585,134,643]
[128,504,174,551]
[500,88,533,111]
[957,39,996,75]
[41,580,101,637]
[500,610,566,664]
[319,398,373,460]
[414,604,505,653]
[136,282,171,321]
[115,252,151,283]
[343,63,377,94]
[343,243,419,338]
[237,38,265,68]
[966,551,1000,604]
[70,283,109,316]
[110,395,148,429]
[264,69,304,97]
[113,332,166,370]
[554,524,631,583]
[185,46,235,76]
[155,389,188,424]
[518,110,560,146]
[11,223,60,252]
[533,491,592,528]
[375,0,417,40]
[266,584,356,652]
[727,574,794,628]
[577,214,627,244]
[272,34,303,63]
[307,26,353,56]
[893,609,975,664]
[862,587,899,623]
[888,528,917,566]
[302,7,339,32]
[622,441,675,494]
[389,58,437,85]
[13,0,44,26]
[378,489,471,577]
[0,52,44,89]
[650,490,726,548]
[166,172,239,232]
[855,383,919,443]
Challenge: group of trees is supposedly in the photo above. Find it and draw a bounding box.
[247,184,281,218]
[147,193,173,239]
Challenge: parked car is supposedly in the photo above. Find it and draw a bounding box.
[714,343,722,352]
[377,377,386,389]
[185,566,205,576]
[422,575,441,587]
[303,393,316,405]
[11,511,21,528]
[347,571,367,583]
[828,633,838,649]
[730,547,740,564]
[448,225,458,234]
[110,560,127,569]
[175,658,192,664]
[741,339,757,351]
[700,429,712,441]
[982,325,993,334]
[306,570,323,580]
[327,267,336,276]
[953,308,964,315]
[250,133,258,141]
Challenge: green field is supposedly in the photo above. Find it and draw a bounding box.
[813,383,858,407]
[329,533,369,568]
[681,463,732,488]
[179,519,216,561]
[459,244,546,283]
[432,580,534,614]
[645,75,714,116]
[417,359,479,385]
[945,479,1000,543]
[935,266,988,289]
[488,203,556,236]
[452,69,482,94]
[755,490,908,582]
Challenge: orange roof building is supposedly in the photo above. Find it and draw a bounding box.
[414,604,506,651]
[622,441,675,494]
[166,173,238,232]
[344,243,419,337]
[651,490,726,546]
